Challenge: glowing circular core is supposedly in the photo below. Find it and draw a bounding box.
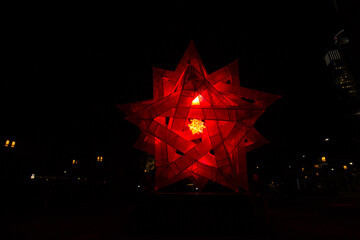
[188,119,206,134]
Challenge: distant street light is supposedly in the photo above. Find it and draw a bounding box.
[343,165,348,170]
[325,138,329,142]
[4,140,15,148]
[349,162,353,165]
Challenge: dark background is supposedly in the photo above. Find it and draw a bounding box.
[2,0,360,185]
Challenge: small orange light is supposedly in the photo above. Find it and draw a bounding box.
[316,172,319,176]
[5,140,10,147]
[321,156,326,162]
[11,141,15,148]
[343,165,347,170]
[188,119,206,134]
[301,168,304,172]
[314,164,319,168]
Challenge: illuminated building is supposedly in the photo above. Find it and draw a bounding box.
[319,1,360,192]
[119,41,280,191]
[324,42,360,121]
[324,15,360,140]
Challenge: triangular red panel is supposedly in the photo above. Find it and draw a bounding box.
[118,41,280,192]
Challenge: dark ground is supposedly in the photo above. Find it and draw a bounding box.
[2,184,360,240]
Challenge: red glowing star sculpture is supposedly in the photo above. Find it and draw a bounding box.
[118,41,280,191]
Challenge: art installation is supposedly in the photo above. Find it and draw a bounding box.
[118,41,280,191]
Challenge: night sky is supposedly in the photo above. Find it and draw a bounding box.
[3,1,360,177]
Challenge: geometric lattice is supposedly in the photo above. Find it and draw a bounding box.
[118,41,280,191]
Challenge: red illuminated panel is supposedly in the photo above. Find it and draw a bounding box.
[118,41,280,191]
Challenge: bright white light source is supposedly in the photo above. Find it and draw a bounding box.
[331,168,334,171]
[192,96,200,105]
[350,162,353,165]
[325,138,329,141]
[137,185,140,188]
[302,155,306,158]
[30,173,35,179]
[195,187,199,191]
[64,170,67,174]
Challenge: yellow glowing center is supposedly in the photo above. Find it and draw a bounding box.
[192,96,200,105]
[188,119,206,134]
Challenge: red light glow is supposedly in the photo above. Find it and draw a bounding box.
[118,41,280,192]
